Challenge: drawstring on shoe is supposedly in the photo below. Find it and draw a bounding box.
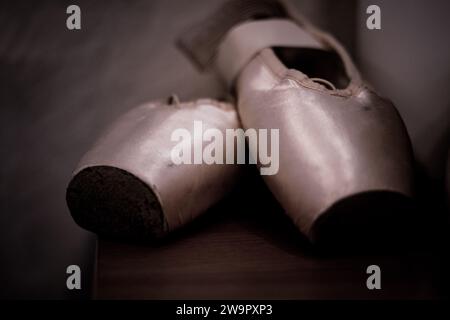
[310,78,336,91]
[167,94,180,106]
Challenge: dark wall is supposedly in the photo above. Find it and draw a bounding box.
[357,0,450,182]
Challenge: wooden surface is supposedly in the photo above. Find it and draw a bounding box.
[96,176,449,299]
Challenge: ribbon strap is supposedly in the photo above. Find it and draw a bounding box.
[216,18,324,87]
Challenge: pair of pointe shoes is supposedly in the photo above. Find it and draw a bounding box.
[66,0,414,248]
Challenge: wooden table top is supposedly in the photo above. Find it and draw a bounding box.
[96,175,448,300]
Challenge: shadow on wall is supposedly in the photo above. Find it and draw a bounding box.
[357,0,450,183]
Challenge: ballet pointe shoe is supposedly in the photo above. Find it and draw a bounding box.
[178,0,415,247]
[66,97,241,241]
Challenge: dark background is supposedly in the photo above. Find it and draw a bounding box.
[0,0,449,299]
